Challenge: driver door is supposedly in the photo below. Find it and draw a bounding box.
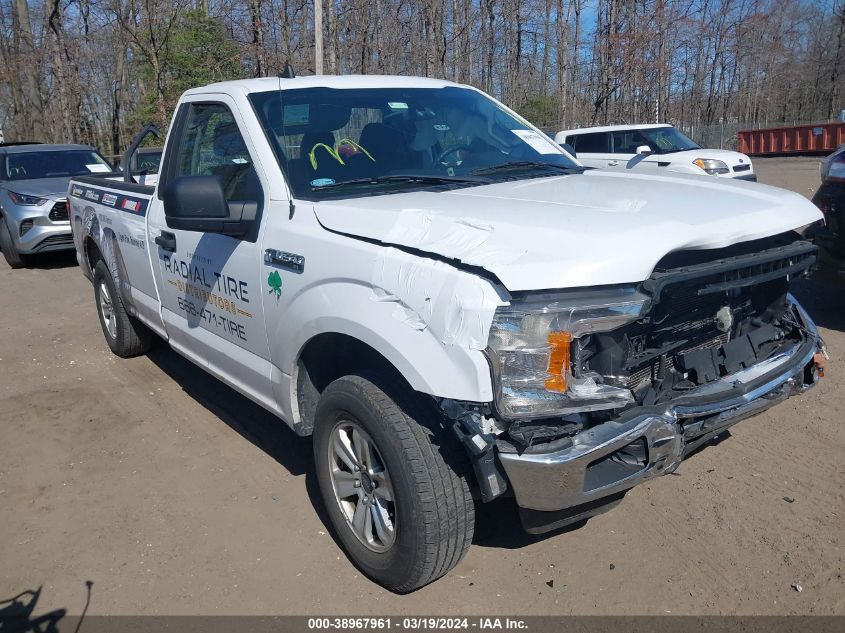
[147,96,274,406]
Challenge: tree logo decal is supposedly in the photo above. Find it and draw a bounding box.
[267,270,282,299]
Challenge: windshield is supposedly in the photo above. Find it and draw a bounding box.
[640,127,700,154]
[249,86,581,199]
[3,150,111,180]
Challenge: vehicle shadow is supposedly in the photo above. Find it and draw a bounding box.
[0,587,67,633]
[146,345,313,480]
[144,345,336,534]
[25,250,78,270]
[792,276,845,332]
[472,496,590,549]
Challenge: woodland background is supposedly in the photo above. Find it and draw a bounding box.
[1,0,843,156]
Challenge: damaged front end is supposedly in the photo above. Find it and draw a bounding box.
[466,232,826,533]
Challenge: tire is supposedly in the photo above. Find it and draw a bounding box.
[313,371,475,593]
[0,217,27,269]
[93,259,152,357]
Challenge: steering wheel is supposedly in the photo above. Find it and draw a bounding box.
[435,144,472,167]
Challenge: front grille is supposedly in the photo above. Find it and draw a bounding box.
[49,200,68,221]
[645,238,816,301]
[586,236,816,397]
[733,164,751,172]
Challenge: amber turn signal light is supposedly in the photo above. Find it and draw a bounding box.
[545,331,572,393]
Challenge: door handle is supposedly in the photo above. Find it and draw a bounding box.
[155,231,177,252]
[264,249,305,273]
[607,160,619,167]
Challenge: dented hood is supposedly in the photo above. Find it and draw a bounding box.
[313,170,823,291]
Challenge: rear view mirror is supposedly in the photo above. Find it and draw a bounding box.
[636,145,652,155]
[560,143,577,158]
[163,175,256,237]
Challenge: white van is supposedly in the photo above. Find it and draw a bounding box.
[555,124,756,181]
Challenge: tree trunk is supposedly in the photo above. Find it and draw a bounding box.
[13,0,45,140]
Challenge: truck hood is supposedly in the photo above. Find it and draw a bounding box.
[4,177,71,198]
[313,170,822,291]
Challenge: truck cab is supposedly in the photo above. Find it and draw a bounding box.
[68,76,826,592]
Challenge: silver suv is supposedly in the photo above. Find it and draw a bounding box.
[0,143,112,268]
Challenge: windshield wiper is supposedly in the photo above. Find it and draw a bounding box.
[471,161,584,176]
[311,173,486,191]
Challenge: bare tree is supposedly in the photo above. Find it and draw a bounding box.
[0,0,842,152]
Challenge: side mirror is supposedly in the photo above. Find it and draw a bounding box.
[636,145,652,155]
[560,143,577,158]
[163,175,256,237]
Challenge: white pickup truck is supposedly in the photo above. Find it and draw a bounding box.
[68,75,826,592]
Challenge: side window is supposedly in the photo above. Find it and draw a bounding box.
[572,132,609,153]
[610,130,648,154]
[173,103,262,202]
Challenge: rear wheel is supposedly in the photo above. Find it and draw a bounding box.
[0,217,27,269]
[93,260,152,357]
[313,371,474,593]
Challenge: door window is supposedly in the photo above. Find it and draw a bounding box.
[610,130,650,154]
[172,103,262,202]
[572,132,610,153]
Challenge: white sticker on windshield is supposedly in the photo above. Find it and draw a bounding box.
[388,102,409,110]
[283,104,309,126]
[511,129,561,155]
[231,157,248,164]
[86,163,111,173]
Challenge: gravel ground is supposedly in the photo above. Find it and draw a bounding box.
[0,157,842,616]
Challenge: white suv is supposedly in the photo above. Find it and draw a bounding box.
[555,124,756,181]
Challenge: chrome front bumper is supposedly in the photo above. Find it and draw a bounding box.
[498,297,823,514]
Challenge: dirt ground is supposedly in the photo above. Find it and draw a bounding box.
[0,157,842,617]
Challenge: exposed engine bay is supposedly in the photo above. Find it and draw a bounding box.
[582,233,816,405]
[500,232,818,451]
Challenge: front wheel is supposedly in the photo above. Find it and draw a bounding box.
[313,372,475,593]
[0,217,27,269]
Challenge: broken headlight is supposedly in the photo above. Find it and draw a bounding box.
[487,287,649,419]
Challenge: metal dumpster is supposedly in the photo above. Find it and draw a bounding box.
[738,122,845,156]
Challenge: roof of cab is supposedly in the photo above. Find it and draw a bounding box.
[185,75,462,97]
[558,123,673,136]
